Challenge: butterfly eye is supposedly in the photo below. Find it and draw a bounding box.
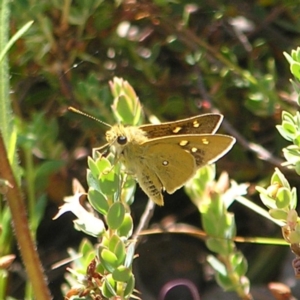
[117,136,127,145]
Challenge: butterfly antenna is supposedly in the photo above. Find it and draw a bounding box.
[68,106,112,128]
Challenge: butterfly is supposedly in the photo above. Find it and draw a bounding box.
[100,113,236,205]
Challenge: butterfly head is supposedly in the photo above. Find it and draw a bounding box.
[106,124,148,154]
[106,124,128,145]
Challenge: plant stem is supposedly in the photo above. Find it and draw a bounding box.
[0,133,52,300]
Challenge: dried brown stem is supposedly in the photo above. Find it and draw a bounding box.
[0,133,52,300]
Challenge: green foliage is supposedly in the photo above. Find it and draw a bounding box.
[110,77,143,126]
[245,59,279,116]
[257,168,297,220]
[256,47,300,277]
[276,111,300,174]
[185,165,250,298]
[0,5,51,299]
[284,47,300,106]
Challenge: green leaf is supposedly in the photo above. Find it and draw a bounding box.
[124,273,135,297]
[96,157,112,172]
[107,202,125,229]
[87,156,99,177]
[79,239,94,257]
[110,77,143,125]
[88,188,109,215]
[121,176,136,205]
[276,125,293,141]
[295,162,300,176]
[280,121,296,140]
[101,274,117,298]
[101,249,119,269]
[96,263,106,276]
[269,209,288,220]
[283,51,294,65]
[282,121,296,133]
[0,20,34,63]
[99,169,119,195]
[117,213,133,238]
[114,94,137,124]
[283,146,300,164]
[31,195,47,232]
[281,111,294,123]
[293,134,300,147]
[215,272,236,291]
[101,260,115,274]
[291,62,300,80]
[112,266,131,282]
[256,187,277,209]
[231,252,248,276]
[276,187,291,209]
[108,235,120,252]
[290,187,298,209]
[109,235,126,264]
[86,169,101,191]
[206,237,235,255]
[114,240,126,265]
[271,168,291,189]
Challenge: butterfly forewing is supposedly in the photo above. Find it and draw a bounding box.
[139,114,223,138]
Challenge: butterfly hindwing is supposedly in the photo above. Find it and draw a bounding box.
[144,143,196,193]
[141,134,235,193]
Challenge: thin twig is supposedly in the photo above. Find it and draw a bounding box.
[132,198,155,247]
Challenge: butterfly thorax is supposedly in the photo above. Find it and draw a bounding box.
[106,124,148,167]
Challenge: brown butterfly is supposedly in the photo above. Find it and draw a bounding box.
[101,113,236,205]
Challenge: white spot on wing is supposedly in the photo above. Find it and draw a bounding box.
[179,140,189,146]
[193,120,200,128]
[173,126,182,133]
[202,138,209,145]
